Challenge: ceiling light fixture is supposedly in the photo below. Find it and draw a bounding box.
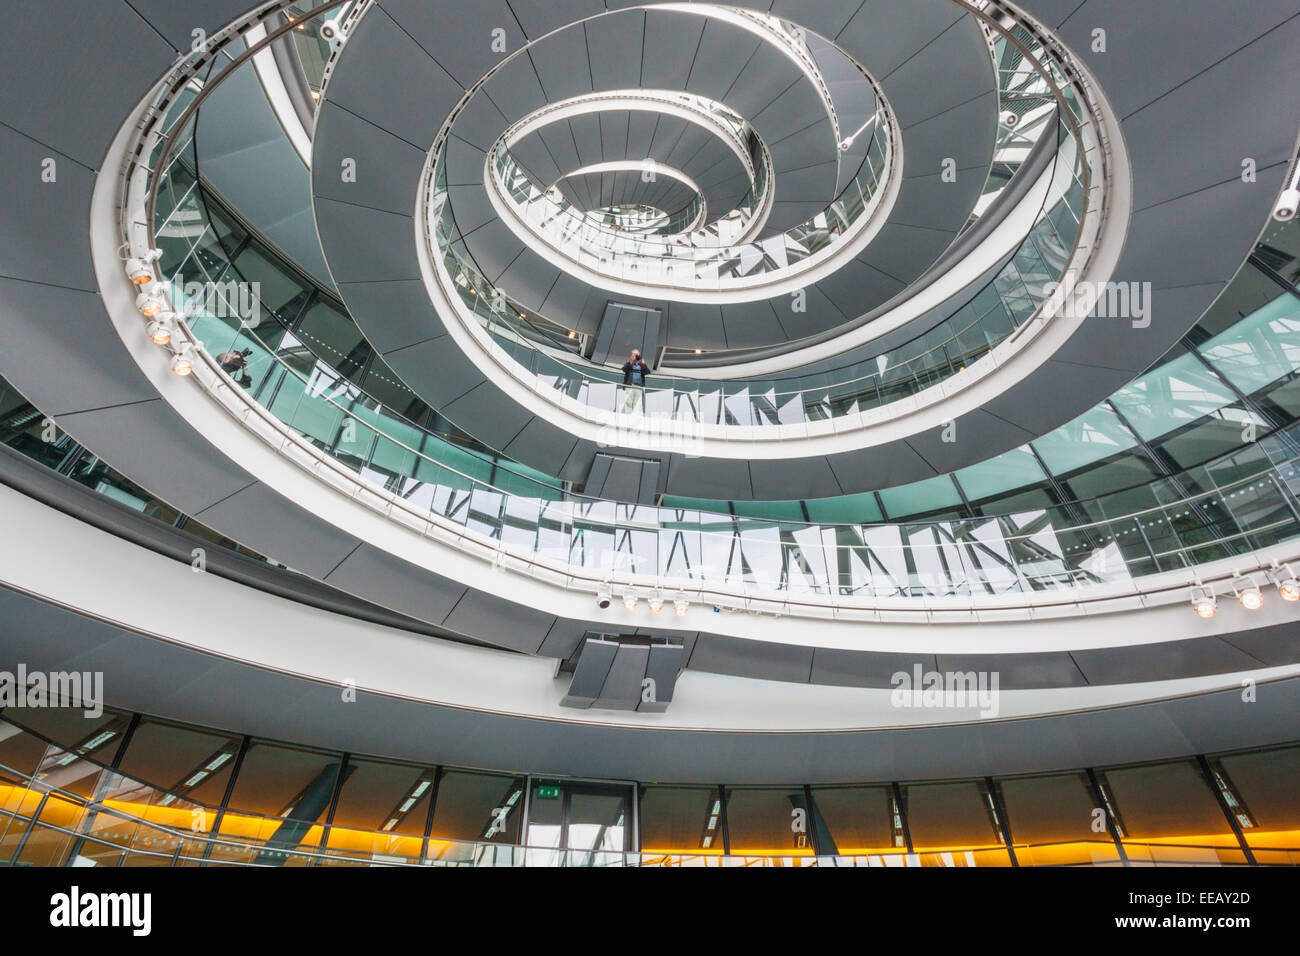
[1190,585,1217,619]
[170,348,194,377]
[1270,563,1300,601]
[648,590,664,614]
[136,286,165,318]
[146,316,174,346]
[1232,574,1263,611]
[622,591,638,611]
[674,591,689,616]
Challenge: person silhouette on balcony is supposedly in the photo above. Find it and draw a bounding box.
[622,349,648,414]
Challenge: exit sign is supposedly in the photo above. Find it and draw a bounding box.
[536,785,562,799]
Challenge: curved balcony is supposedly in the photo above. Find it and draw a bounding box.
[474,89,891,300]
[113,1,1298,621]
[436,116,1083,433]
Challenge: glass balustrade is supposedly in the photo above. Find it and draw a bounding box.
[132,22,1299,606]
[434,116,1085,430]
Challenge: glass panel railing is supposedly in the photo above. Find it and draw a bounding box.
[434,116,1084,430]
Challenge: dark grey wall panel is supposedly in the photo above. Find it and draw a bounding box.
[312,103,427,216]
[194,482,363,579]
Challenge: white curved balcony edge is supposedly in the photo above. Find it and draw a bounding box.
[424,125,1121,459]
[481,93,896,305]
[7,481,1300,733]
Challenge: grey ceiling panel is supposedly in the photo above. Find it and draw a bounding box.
[447,183,500,235]
[380,0,524,88]
[665,302,727,350]
[323,7,463,150]
[0,126,96,291]
[0,1,173,169]
[527,27,595,103]
[1118,19,1300,212]
[1116,175,1285,291]
[508,0,606,40]
[313,103,426,215]
[337,279,446,355]
[585,9,645,89]
[0,281,156,416]
[769,0,865,40]
[450,93,510,152]
[506,135,563,187]
[837,0,964,81]
[902,411,1038,478]
[934,652,1089,690]
[195,482,363,580]
[599,112,631,162]
[664,455,753,500]
[721,301,787,349]
[461,218,527,284]
[890,170,984,232]
[765,160,839,203]
[324,542,467,626]
[899,91,998,176]
[721,43,800,121]
[536,124,583,179]
[540,273,594,325]
[441,381,535,446]
[382,337,486,406]
[444,135,487,186]
[883,22,994,124]
[754,85,830,149]
[52,401,256,516]
[978,360,1138,439]
[686,19,762,102]
[860,222,953,281]
[825,440,938,493]
[1050,282,1227,375]
[689,633,813,683]
[121,0,258,52]
[568,114,604,168]
[640,10,707,91]
[748,456,844,500]
[314,200,418,283]
[1053,0,1299,120]
[502,417,580,477]
[1072,636,1268,686]
[479,54,548,124]
[440,587,554,653]
[810,649,940,689]
[625,112,660,161]
[495,250,562,313]
[815,257,907,320]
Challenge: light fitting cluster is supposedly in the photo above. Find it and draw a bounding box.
[123,249,199,379]
[597,584,689,616]
[1189,564,1300,618]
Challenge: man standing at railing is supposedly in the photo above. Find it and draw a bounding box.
[622,349,648,414]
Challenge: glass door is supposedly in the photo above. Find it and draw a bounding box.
[525,781,632,866]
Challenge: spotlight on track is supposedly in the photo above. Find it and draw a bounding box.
[1190,585,1217,619]
[146,316,174,346]
[595,584,612,610]
[125,248,162,286]
[1232,574,1263,611]
[674,591,689,616]
[170,347,194,377]
[1270,563,1300,602]
[136,286,166,318]
[648,590,664,614]
[622,591,638,612]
